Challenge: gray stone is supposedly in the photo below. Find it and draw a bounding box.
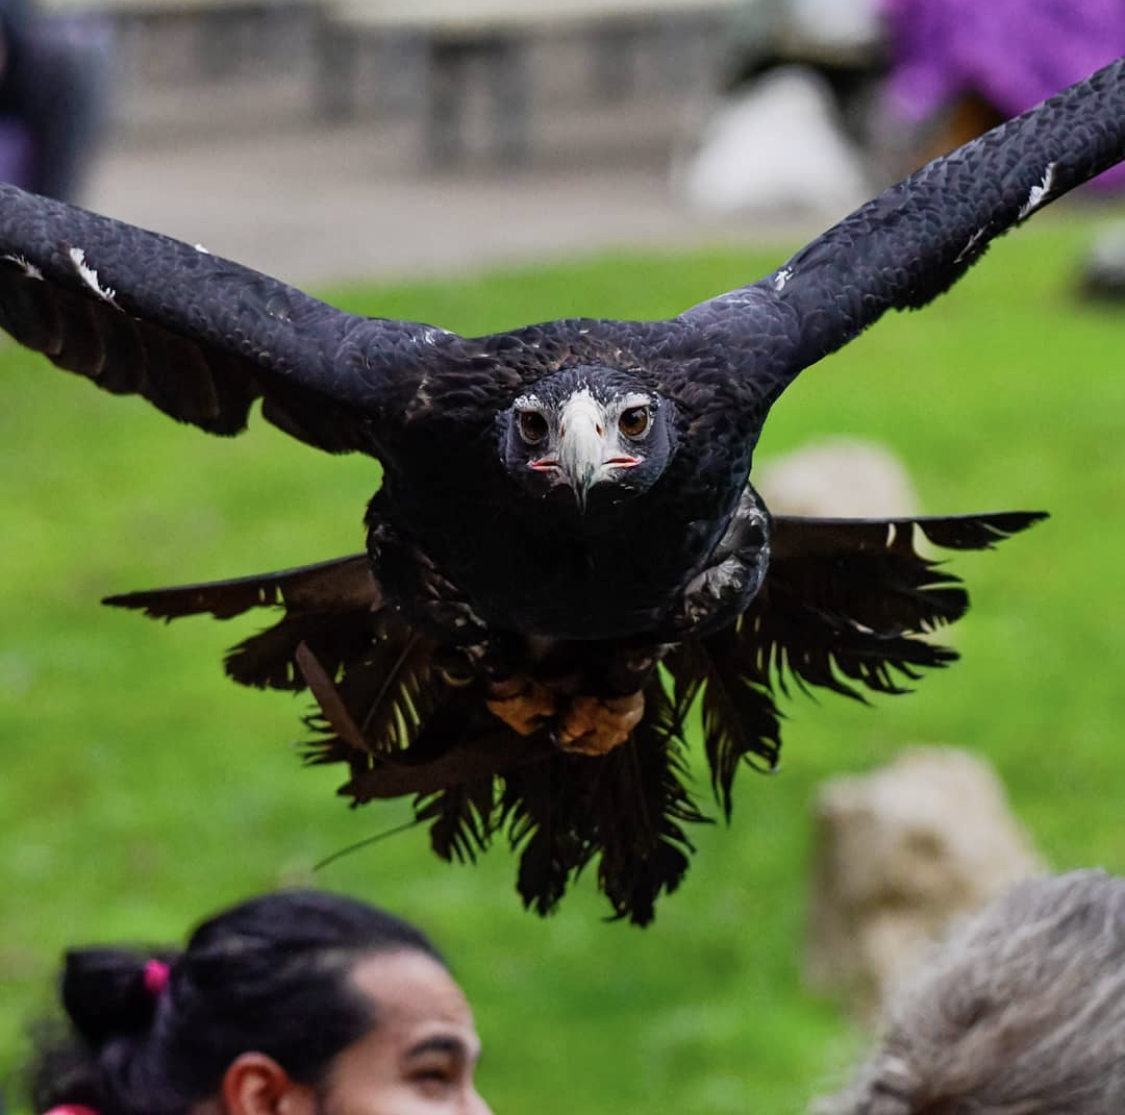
[676,66,871,218]
[756,436,918,519]
[804,746,1044,1023]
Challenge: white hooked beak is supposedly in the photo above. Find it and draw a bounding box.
[531,391,640,510]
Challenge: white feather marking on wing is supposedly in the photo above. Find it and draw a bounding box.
[69,247,119,307]
[194,243,210,254]
[954,226,988,264]
[2,254,43,280]
[773,266,793,291]
[1018,162,1057,220]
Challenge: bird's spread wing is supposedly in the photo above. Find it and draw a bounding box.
[103,553,378,620]
[0,184,461,453]
[667,510,1046,816]
[679,56,1125,405]
[103,554,378,690]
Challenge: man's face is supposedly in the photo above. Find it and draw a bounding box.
[320,950,490,1115]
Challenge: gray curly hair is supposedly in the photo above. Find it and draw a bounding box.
[817,869,1125,1115]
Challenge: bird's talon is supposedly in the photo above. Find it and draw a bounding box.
[485,676,558,736]
[556,692,645,756]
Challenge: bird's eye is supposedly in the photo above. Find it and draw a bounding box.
[618,406,651,439]
[517,409,549,445]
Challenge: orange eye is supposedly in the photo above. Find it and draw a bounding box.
[618,406,650,439]
[518,410,549,445]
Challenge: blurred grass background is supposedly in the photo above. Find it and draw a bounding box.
[1,213,1123,1113]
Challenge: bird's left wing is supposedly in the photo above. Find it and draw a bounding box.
[0,184,460,453]
[678,55,1125,406]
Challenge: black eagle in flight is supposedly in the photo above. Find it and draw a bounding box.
[3,59,1123,923]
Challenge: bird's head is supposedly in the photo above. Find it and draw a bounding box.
[500,368,676,511]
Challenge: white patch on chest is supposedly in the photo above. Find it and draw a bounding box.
[1018,162,1057,220]
[2,253,43,280]
[69,247,119,307]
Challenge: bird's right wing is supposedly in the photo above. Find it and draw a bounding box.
[678,56,1125,409]
[666,510,1046,816]
[0,184,462,453]
[746,511,1047,714]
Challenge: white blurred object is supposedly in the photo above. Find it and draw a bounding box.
[1079,220,1125,302]
[755,437,918,519]
[785,0,882,54]
[804,746,1044,1024]
[678,65,871,216]
[725,0,882,56]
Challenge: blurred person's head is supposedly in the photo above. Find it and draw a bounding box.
[27,889,490,1115]
[817,869,1125,1114]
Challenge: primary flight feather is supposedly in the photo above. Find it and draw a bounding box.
[3,57,1123,922]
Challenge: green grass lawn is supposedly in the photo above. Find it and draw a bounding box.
[2,211,1124,1113]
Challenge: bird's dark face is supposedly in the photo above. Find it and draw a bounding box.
[499,368,676,511]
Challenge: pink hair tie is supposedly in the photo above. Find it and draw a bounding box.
[44,1107,99,1115]
[143,959,170,996]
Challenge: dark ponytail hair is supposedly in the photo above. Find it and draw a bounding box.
[28,890,444,1115]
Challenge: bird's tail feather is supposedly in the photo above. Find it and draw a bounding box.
[336,674,707,925]
[665,633,782,820]
[494,680,707,924]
